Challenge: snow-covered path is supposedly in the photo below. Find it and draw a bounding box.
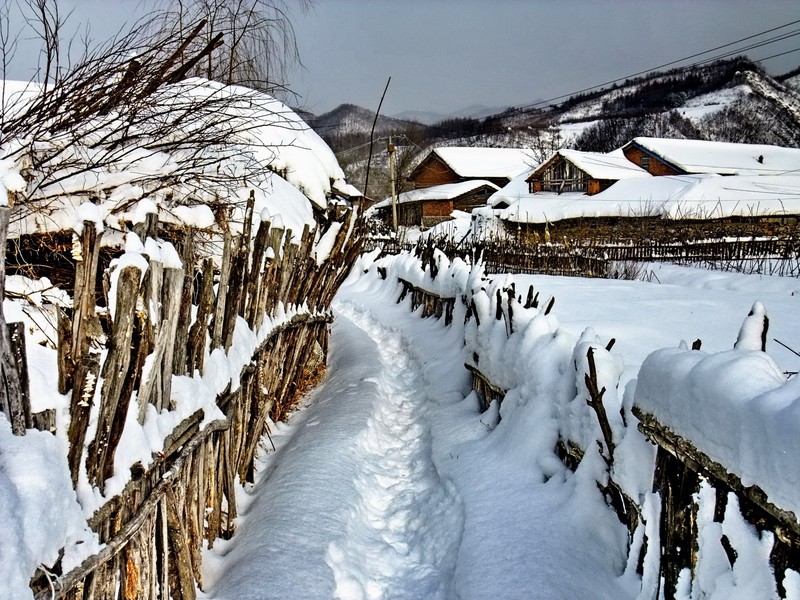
[203,273,634,600]
[325,301,464,599]
[202,287,467,600]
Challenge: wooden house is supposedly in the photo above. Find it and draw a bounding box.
[373,180,499,228]
[621,137,800,176]
[527,149,650,196]
[408,147,531,190]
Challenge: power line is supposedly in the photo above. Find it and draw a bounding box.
[311,17,800,144]
[509,17,800,115]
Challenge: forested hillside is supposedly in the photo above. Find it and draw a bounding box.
[310,57,800,201]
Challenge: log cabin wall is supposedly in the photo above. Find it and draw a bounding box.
[532,156,589,193]
[622,146,683,176]
[409,155,460,189]
[452,186,497,213]
[421,200,456,229]
[397,202,423,227]
[422,199,454,218]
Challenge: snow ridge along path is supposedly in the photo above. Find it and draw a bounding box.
[326,301,464,600]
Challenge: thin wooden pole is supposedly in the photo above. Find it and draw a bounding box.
[363,76,391,201]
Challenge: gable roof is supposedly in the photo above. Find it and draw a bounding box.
[623,137,800,176]
[414,147,532,181]
[497,173,800,224]
[374,180,499,209]
[529,148,651,181]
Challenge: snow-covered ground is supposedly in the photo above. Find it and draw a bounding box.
[202,258,800,599]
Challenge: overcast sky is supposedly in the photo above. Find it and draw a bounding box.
[291,0,800,117]
[4,1,800,118]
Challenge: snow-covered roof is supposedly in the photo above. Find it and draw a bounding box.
[489,169,536,208]
[374,180,499,209]
[531,148,651,181]
[426,147,532,180]
[3,78,352,239]
[624,137,800,176]
[497,173,800,224]
[333,181,364,199]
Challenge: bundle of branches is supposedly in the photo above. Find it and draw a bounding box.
[152,0,311,94]
[0,6,305,232]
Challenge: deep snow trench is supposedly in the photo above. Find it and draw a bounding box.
[202,275,633,600]
[202,292,466,600]
[324,302,464,599]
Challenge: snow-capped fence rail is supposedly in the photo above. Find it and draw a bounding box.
[0,200,361,598]
[376,244,800,599]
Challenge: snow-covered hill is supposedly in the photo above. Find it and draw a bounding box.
[307,103,413,139]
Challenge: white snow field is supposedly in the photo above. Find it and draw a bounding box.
[202,256,800,600]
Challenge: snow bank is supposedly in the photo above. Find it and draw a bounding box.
[371,249,624,475]
[0,419,99,599]
[364,249,800,599]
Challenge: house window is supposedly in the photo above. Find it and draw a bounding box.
[641,156,650,170]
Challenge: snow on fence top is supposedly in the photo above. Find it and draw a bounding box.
[635,335,800,519]
[1,78,350,240]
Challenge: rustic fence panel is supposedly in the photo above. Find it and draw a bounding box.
[0,206,365,599]
[393,258,800,599]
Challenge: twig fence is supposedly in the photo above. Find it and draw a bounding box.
[392,248,800,599]
[0,200,362,599]
[367,233,800,278]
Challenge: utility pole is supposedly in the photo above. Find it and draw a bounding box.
[364,77,391,201]
[388,136,398,233]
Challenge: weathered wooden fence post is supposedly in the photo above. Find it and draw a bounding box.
[0,207,27,435]
[87,264,143,490]
[70,219,104,390]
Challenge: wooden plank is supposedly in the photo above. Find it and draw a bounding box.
[133,212,159,243]
[187,258,215,375]
[211,233,233,349]
[71,221,103,367]
[4,322,31,432]
[245,219,270,326]
[67,353,101,485]
[57,309,74,395]
[654,446,699,600]
[137,266,183,419]
[86,265,142,491]
[237,190,256,317]
[260,226,285,316]
[222,235,245,350]
[173,230,195,376]
[159,267,184,411]
[31,409,56,433]
[166,486,196,600]
[0,208,26,435]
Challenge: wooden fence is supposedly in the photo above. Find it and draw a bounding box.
[392,255,800,599]
[0,201,362,599]
[366,233,800,278]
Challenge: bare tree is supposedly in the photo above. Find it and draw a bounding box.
[0,5,305,229]
[154,0,311,95]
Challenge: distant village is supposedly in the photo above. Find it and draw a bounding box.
[365,138,800,243]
